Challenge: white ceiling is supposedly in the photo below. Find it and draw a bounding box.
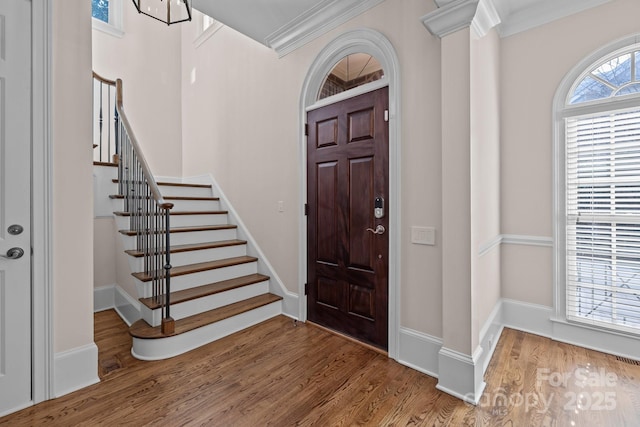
[192,0,614,54]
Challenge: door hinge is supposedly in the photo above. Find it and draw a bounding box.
[384,109,389,122]
[305,123,309,136]
[304,203,309,216]
[304,283,309,295]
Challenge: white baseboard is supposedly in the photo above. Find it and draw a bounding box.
[53,343,100,398]
[436,346,486,404]
[397,327,442,378]
[94,284,116,312]
[114,285,141,326]
[93,284,141,327]
[502,298,640,361]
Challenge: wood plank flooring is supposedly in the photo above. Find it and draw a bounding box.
[1,310,639,426]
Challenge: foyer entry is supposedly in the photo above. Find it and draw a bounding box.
[306,86,389,349]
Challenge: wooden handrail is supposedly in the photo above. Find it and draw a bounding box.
[115,79,174,211]
[92,71,117,86]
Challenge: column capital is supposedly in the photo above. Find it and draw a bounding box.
[421,0,500,39]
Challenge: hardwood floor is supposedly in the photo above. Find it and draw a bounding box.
[1,310,639,426]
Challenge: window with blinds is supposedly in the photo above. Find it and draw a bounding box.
[565,108,640,334]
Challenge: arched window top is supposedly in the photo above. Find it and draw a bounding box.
[318,53,384,101]
[569,45,640,105]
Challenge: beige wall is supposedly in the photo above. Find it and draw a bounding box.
[53,0,95,352]
[92,3,183,176]
[93,218,116,288]
[180,0,444,337]
[500,0,640,306]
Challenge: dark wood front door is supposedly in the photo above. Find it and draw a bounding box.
[307,87,389,350]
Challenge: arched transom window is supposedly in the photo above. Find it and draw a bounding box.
[318,53,384,100]
[570,49,640,104]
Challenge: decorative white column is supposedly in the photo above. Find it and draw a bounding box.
[421,0,500,404]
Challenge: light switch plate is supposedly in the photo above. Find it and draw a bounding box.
[411,226,436,245]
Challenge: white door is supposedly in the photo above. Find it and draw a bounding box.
[0,0,32,416]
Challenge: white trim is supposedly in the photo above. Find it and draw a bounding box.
[477,235,501,256]
[397,327,442,378]
[436,346,486,404]
[501,234,553,247]
[53,344,100,398]
[502,299,639,362]
[131,301,282,360]
[94,284,116,312]
[471,0,500,38]
[306,77,389,112]
[91,0,124,38]
[478,233,553,256]
[31,0,54,405]
[114,284,141,327]
[478,300,504,373]
[265,0,385,58]
[421,0,479,39]
[496,0,612,38]
[193,15,223,48]
[299,28,402,359]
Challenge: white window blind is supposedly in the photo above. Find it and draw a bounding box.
[566,107,640,334]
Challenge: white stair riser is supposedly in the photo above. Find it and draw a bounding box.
[168,199,221,211]
[157,185,212,198]
[141,280,270,326]
[128,244,247,272]
[120,228,238,250]
[115,213,229,230]
[131,301,282,360]
[168,214,228,228]
[110,198,221,212]
[134,262,258,297]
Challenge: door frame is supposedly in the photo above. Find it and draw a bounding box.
[298,28,401,359]
[31,0,54,404]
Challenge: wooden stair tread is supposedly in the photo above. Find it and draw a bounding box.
[139,273,270,309]
[124,239,246,258]
[94,161,118,167]
[119,224,237,236]
[112,178,211,188]
[114,210,228,217]
[132,255,258,282]
[109,194,219,201]
[129,293,282,339]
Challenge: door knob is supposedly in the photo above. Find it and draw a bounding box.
[1,247,25,260]
[366,225,385,235]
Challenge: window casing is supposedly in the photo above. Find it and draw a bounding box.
[92,0,124,37]
[557,41,640,336]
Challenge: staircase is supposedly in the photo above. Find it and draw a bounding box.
[105,177,283,360]
[94,73,283,361]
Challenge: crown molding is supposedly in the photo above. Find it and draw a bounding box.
[471,0,501,38]
[421,0,479,39]
[496,0,612,38]
[265,0,385,58]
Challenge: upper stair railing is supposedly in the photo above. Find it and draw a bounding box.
[93,72,175,334]
[92,72,119,164]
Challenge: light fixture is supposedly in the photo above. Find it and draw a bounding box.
[132,0,192,26]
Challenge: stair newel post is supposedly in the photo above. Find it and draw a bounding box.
[161,204,175,335]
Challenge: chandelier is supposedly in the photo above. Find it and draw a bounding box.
[132,0,192,25]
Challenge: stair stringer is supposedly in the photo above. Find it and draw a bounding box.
[156,174,300,319]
